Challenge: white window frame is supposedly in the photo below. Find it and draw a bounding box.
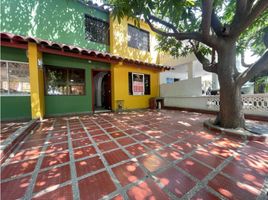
[0,60,30,96]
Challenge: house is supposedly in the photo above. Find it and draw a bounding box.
[0,0,171,121]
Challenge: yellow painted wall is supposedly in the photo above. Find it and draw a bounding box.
[110,16,159,64]
[111,63,160,110]
[28,43,45,119]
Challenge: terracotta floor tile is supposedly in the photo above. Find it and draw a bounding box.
[75,156,104,177]
[222,161,265,190]
[50,130,68,138]
[1,159,38,179]
[238,146,268,162]
[0,175,31,200]
[92,135,111,143]
[157,147,183,162]
[191,188,220,200]
[111,194,124,200]
[41,152,70,169]
[212,137,242,150]
[232,153,268,176]
[206,144,234,158]
[88,129,105,136]
[70,128,85,135]
[127,179,170,200]
[10,147,42,162]
[116,137,136,146]
[71,132,88,140]
[177,158,211,180]
[72,138,91,149]
[208,174,260,200]
[247,140,268,151]
[112,161,145,186]
[20,139,45,149]
[183,135,210,146]
[46,142,68,154]
[191,149,224,168]
[98,141,119,152]
[34,164,71,192]
[73,145,97,160]
[105,127,120,133]
[138,154,168,172]
[110,131,126,138]
[124,129,140,135]
[49,136,68,144]
[156,135,175,144]
[125,144,148,156]
[157,167,196,197]
[33,185,73,200]
[78,171,116,200]
[104,149,129,165]
[143,139,163,150]
[145,130,164,137]
[132,133,150,141]
[171,141,195,154]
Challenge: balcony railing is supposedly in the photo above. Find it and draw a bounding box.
[163,93,268,116]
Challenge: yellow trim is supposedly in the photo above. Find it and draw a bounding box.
[28,42,45,119]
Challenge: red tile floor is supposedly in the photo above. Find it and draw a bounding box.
[1,110,267,200]
[1,121,28,141]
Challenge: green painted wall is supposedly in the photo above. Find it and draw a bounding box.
[1,0,109,52]
[1,46,31,121]
[1,96,31,121]
[43,53,110,116]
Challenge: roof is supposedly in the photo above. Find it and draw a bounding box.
[0,32,172,70]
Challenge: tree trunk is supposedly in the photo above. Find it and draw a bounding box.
[216,41,245,128]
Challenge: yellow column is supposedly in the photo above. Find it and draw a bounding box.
[28,42,45,119]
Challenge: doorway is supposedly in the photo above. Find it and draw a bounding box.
[92,70,111,112]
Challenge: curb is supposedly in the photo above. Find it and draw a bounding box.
[203,119,267,142]
[0,119,38,163]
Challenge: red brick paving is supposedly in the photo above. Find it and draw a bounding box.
[127,179,170,200]
[0,121,28,141]
[78,171,116,200]
[1,110,267,199]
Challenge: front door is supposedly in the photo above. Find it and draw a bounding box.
[92,70,111,112]
[102,72,111,110]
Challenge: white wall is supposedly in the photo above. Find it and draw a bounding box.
[160,77,202,97]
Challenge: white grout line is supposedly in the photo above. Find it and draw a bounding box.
[22,120,56,200]
[78,117,127,200]
[66,119,81,200]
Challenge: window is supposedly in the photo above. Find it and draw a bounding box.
[128,72,150,95]
[45,66,85,95]
[0,61,30,95]
[85,14,109,45]
[128,25,150,51]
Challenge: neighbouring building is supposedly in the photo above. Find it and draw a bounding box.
[0,0,171,121]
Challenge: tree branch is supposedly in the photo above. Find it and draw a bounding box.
[147,14,180,34]
[145,18,176,37]
[230,0,268,38]
[211,10,223,36]
[193,49,218,74]
[237,50,268,86]
[145,15,219,49]
[201,0,213,37]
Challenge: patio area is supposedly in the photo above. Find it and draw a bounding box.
[1,110,267,200]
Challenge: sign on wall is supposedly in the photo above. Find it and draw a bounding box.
[132,73,144,95]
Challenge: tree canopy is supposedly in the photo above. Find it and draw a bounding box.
[109,0,268,65]
[108,0,268,128]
